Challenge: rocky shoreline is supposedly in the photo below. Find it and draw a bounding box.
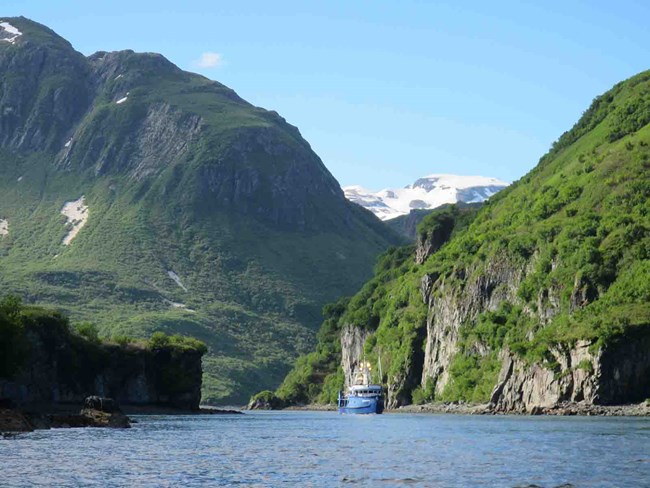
[393,400,650,416]
[271,400,650,416]
[1,398,246,436]
[0,397,132,435]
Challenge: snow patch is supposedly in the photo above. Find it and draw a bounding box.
[60,196,89,245]
[115,74,123,80]
[0,219,8,236]
[115,92,129,104]
[17,176,23,182]
[167,270,188,291]
[0,22,23,44]
[64,139,72,148]
[163,299,196,313]
[344,174,509,220]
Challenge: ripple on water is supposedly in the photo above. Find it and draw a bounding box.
[1,412,649,487]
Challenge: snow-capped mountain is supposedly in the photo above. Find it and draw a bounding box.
[344,174,509,220]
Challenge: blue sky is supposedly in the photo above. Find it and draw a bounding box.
[4,1,650,189]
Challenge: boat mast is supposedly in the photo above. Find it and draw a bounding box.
[378,348,383,385]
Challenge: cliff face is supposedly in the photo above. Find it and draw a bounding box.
[337,234,650,411]
[490,331,650,411]
[420,254,524,398]
[340,324,370,388]
[0,308,204,410]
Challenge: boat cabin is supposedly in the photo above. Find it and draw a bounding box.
[348,384,383,397]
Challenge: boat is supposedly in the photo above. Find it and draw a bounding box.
[337,361,384,414]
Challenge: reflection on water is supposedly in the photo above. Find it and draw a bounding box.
[2,411,649,487]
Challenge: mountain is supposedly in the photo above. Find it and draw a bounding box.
[265,70,650,411]
[344,174,508,220]
[0,17,401,404]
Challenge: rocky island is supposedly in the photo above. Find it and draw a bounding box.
[0,296,207,433]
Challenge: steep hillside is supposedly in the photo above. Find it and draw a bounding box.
[270,71,650,411]
[344,174,507,220]
[0,17,399,404]
[386,202,482,240]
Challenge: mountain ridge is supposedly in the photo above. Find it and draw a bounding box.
[0,17,401,404]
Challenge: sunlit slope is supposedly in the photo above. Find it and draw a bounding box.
[0,17,399,404]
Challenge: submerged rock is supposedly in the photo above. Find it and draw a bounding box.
[1,396,132,432]
[78,396,130,428]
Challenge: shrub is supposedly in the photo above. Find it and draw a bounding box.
[74,322,101,343]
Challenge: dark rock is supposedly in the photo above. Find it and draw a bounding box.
[79,408,131,428]
[0,331,205,411]
[0,408,34,433]
[200,408,243,415]
[44,409,131,429]
[0,398,15,409]
[530,406,544,415]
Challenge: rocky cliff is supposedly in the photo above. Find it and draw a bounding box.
[0,302,205,410]
[269,70,650,412]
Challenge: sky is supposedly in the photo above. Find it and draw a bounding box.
[3,1,650,189]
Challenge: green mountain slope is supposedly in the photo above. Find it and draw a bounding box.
[270,70,650,410]
[0,17,400,404]
[386,202,483,240]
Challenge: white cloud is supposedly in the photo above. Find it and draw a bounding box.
[194,52,223,68]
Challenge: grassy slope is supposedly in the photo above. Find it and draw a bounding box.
[272,70,650,405]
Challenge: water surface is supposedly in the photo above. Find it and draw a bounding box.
[2,411,649,487]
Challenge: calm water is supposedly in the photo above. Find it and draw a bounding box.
[1,411,649,487]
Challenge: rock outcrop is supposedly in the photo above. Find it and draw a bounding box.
[0,407,34,433]
[340,324,371,388]
[489,342,599,413]
[1,396,131,433]
[422,254,525,400]
[247,390,286,410]
[338,236,650,411]
[0,314,204,411]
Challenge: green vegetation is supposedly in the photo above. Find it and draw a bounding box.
[273,298,349,405]
[0,18,399,404]
[0,295,29,378]
[148,331,208,354]
[259,204,477,405]
[0,295,208,381]
[248,390,286,409]
[0,294,207,407]
[265,70,650,406]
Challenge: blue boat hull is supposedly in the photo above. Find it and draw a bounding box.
[338,394,384,415]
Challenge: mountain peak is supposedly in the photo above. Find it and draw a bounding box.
[344,173,509,220]
[0,18,401,404]
[0,16,75,51]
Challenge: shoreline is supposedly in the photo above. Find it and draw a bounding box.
[1,403,244,435]
[275,401,650,416]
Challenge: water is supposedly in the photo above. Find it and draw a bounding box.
[1,411,649,487]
